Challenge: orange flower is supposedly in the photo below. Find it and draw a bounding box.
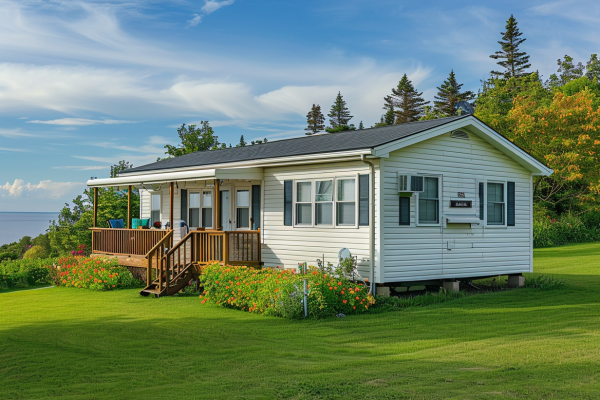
[329,287,333,290]
[356,296,359,300]
[353,306,356,310]
[343,300,347,304]
[112,285,115,288]
[338,282,342,286]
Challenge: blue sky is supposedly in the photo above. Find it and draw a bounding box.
[1,0,598,211]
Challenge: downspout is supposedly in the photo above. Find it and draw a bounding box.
[360,154,376,296]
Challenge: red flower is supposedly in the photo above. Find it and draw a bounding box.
[338,282,342,286]
[343,300,347,304]
[329,287,333,290]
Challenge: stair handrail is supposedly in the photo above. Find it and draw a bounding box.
[145,230,173,258]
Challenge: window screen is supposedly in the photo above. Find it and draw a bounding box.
[315,180,333,226]
[418,177,439,224]
[201,190,212,228]
[336,178,356,225]
[296,182,312,225]
[487,183,505,225]
[189,192,200,227]
[151,193,161,225]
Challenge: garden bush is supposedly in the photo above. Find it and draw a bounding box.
[198,263,375,319]
[46,256,143,290]
[23,245,48,260]
[534,213,600,248]
[0,257,54,289]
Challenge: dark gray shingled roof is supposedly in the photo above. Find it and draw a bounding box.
[122,115,468,174]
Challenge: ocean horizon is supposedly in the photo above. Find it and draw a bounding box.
[0,212,59,247]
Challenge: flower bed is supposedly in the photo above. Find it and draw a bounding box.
[47,256,143,290]
[198,263,375,319]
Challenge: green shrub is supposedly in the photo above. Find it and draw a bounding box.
[534,213,600,248]
[199,263,375,319]
[0,257,55,289]
[0,252,17,262]
[46,256,143,290]
[23,245,48,260]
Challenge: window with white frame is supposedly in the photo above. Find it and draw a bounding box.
[189,192,200,227]
[295,181,312,226]
[315,180,333,226]
[236,189,250,228]
[336,178,356,226]
[201,190,213,228]
[151,193,161,225]
[487,182,505,225]
[418,177,439,224]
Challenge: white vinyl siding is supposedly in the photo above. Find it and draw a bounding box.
[261,161,379,278]
[382,130,532,283]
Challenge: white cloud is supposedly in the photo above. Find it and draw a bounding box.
[28,118,138,126]
[1,179,83,198]
[0,128,38,138]
[187,14,202,26]
[0,147,28,152]
[201,0,235,15]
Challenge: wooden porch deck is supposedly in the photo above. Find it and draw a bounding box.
[91,228,262,296]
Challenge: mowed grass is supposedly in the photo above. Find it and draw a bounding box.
[1,244,600,399]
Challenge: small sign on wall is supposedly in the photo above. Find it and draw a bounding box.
[450,200,472,208]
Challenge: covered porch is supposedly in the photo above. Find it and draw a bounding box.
[88,167,264,295]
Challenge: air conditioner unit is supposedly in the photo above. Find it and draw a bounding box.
[397,174,424,192]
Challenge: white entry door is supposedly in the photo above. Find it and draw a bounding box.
[220,189,232,231]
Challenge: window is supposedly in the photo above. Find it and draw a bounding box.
[487,182,505,225]
[336,178,356,226]
[418,177,439,224]
[315,180,333,226]
[189,192,200,227]
[295,181,312,225]
[201,190,213,228]
[236,190,250,228]
[151,193,161,225]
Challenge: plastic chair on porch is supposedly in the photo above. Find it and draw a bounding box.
[108,219,125,229]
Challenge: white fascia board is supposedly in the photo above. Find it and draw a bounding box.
[115,149,372,178]
[87,169,216,187]
[372,116,553,176]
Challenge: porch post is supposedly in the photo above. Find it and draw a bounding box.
[127,185,132,229]
[93,187,98,228]
[170,182,174,231]
[214,179,220,230]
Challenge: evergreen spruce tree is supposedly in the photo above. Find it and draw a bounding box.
[305,104,325,135]
[434,70,475,117]
[383,74,429,124]
[586,54,600,82]
[384,106,395,125]
[327,92,353,130]
[548,55,584,87]
[236,135,246,147]
[490,15,531,79]
[358,121,364,130]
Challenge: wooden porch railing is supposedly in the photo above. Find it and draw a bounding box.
[143,230,262,295]
[91,228,169,256]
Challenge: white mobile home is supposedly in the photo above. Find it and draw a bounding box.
[87,115,552,296]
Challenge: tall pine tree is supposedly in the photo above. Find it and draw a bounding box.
[327,92,353,130]
[434,70,475,117]
[305,104,325,135]
[236,135,246,147]
[490,15,531,79]
[383,74,429,124]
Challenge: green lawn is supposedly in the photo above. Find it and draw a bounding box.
[1,244,600,399]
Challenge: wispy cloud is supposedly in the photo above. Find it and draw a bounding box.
[187,14,202,26]
[0,147,29,152]
[1,179,83,198]
[0,128,38,138]
[28,118,138,126]
[201,0,235,15]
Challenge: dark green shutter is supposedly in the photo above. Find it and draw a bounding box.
[479,183,484,220]
[507,182,515,226]
[399,197,410,225]
[252,185,261,230]
[180,189,188,224]
[284,180,293,226]
[359,174,369,226]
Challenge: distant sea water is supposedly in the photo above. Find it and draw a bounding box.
[0,212,59,246]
